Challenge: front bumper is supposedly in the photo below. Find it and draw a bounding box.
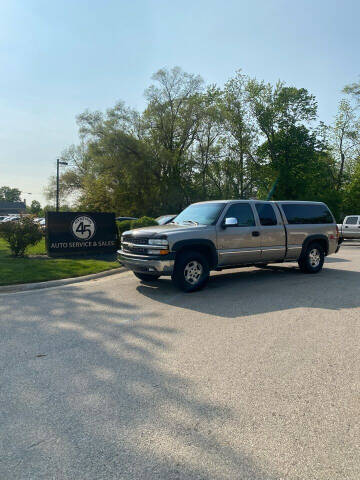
[117,250,175,275]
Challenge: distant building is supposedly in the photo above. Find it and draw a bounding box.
[0,201,26,215]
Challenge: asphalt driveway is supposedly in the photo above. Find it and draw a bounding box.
[0,243,359,479]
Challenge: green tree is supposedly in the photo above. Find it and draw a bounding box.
[245,78,321,198]
[331,99,360,190]
[29,200,42,215]
[0,186,22,202]
[45,66,356,218]
[343,80,360,103]
[221,72,261,198]
[76,111,160,215]
[257,125,337,201]
[343,161,360,216]
[143,66,205,211]
[193,86,224,199]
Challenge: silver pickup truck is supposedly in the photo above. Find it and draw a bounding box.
[118,200,340,292]
[337,215,360,240]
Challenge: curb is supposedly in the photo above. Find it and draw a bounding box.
[0,267,127,294]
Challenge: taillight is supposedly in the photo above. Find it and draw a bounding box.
[336,225,340,240]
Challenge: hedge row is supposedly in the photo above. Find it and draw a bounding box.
[117,216,158,235]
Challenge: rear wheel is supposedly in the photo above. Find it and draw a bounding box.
[134,272,161,282]
[298,242,325,274]
[172,251,210,292]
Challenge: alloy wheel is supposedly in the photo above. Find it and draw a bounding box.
[184,260,203,285]
[309,248,321,267]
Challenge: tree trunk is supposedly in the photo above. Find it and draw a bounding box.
[337,152,345,190]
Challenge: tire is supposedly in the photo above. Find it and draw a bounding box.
[298,242,325,274]
[134,272,161,282]
[172,250,210,292]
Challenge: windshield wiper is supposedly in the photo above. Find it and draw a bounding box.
[182,220,199,226]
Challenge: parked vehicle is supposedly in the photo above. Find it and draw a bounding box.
[38,218,46,230]
[118,200,340,292]
[1,215,20,222]
[156,214,177,225]
[337,215,360,239]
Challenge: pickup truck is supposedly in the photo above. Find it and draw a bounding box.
[118,200,340,292]
[337,215,360,240]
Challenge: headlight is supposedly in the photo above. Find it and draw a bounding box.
[148,238,169,246]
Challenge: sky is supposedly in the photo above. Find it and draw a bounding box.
[0,0,359,206]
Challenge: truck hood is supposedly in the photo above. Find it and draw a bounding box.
[123,224,208,237]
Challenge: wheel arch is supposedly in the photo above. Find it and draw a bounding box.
[301,235,329,257]
[172,239,218,269]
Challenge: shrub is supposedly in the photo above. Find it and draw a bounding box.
[0,217,43,257]
[117,220,133,236]
[117,216,158,236]
[131,216,158,229]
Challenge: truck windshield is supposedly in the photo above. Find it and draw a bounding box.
[172,203,224,226]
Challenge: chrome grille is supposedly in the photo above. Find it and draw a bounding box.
[122,235,151,255]
[124,246,148,255]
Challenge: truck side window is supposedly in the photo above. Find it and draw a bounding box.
[255,203,277,226]
[345,216,358,225]
[224,203,255,227]
[281,203,333,224]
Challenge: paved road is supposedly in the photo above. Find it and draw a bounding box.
[0,244,359,480]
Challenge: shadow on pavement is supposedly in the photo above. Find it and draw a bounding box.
[137,261,360,319]
[0,285,280,479]
[324,257,350,263]
[341,241,360,247]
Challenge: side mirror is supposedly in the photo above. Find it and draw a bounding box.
[223,217,238,228]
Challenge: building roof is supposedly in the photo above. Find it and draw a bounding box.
[0,201,26,213]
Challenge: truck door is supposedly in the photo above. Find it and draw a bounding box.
[343,216,360,238]
[254,203,286,262]
[217,202,261,266]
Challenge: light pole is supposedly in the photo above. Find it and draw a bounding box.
[56,159,68,212]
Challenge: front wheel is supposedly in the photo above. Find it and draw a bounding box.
[298,242,325,274]
[172,251,210,292]
[134,272,161,282]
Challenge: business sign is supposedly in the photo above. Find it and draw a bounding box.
[46,212,118,256]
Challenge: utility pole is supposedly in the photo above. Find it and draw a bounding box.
[56,159,68,212]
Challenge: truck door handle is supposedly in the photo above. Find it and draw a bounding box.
[252,231,260,237]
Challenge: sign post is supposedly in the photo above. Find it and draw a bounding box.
[46,212,118,256]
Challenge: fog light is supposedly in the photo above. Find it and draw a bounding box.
[147,249,169,255]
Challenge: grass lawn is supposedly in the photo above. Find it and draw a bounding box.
[0,238,119,286]
[26,237,47,255]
